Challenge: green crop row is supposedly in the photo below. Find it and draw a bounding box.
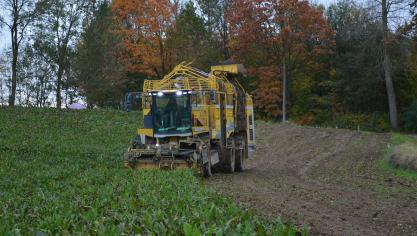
[0,107,299,235]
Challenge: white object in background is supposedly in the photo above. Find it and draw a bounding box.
[68,103,87,110]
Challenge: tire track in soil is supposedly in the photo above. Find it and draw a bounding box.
[205,122,417,236]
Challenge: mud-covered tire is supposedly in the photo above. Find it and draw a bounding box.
[223,139,235,173]
[201,147,212,177]
[211,145,222,173]
[235,136,247,172]
[124,150,133,168]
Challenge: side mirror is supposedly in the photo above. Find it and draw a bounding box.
[125,92,142,112]
[125,93,132,112]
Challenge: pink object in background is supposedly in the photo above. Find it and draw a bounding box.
[68,103,87,110]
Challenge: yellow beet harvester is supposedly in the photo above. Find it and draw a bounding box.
[124,62,255,176]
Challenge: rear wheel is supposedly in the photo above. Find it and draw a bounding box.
[235,136,247,172]
[201,146,212,177]
[223,139,235,173]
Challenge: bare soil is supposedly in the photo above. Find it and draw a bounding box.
[205,122,417,236]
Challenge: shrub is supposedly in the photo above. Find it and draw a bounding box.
[402,100,417,133]
[291,112,390,132]
[294,113,316,126]
[389,142,417,171]
[381,133,417,181]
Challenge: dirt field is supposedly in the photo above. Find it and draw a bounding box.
[206,122,417,235]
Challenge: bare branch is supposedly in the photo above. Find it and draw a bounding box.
[0,16,12,29]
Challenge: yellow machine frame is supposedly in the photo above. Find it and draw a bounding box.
[125,62,255,175]
[138,62,255,146]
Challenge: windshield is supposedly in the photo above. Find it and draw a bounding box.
[152,93,192,135]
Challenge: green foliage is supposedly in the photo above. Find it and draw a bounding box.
[380,133,417,181]
[290,73,333,124]
[327,113,390,132]
[402,100,417,133]
[294,110,390,132]
[197,0,230,59]
[167,2,216,69]
[32,0,91,108]
[398,45,417,110]
[0,107,296,235]
[326,0,388,114]
[293,112,390,132]
[390,133,416,145]
[75,2,126,108]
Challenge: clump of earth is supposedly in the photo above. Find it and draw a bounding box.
[390,142,417,171]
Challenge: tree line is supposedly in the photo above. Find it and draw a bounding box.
[0,0,417,132]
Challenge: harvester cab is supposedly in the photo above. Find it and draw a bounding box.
[124,62,255,177]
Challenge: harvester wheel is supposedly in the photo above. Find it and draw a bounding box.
[223,139,235,173]
[201,147,212,177]
[235,136,246,172]
[123,150,133,168]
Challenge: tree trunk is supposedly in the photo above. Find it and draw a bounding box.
[25,88,30,105]
[36,83,40,107]
[158,36,165,76]
[9,51,17,106]
[222,19,229,59]
[382,0,399,130]
[39,76,45,107]
[282,59,287,122]
[56,65,64,109]
[9,24,18,107]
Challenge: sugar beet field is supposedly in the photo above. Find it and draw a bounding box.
[0,107,298,235]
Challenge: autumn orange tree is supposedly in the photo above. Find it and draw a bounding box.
[228,0,334,121]
[112,0,176,79]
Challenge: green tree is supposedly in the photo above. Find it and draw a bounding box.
[0,0,46,106]
[75,2,126,108]
[0,51,10,105]
[197,0,230,60]
[326,0,386,114]
[33,0,92,108]
[378,0,413,130]
[327,0,413,131]
[167,2,211,68]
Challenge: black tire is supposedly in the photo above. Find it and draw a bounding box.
[202,147,212,177]
[131,135,144,149]
[123,149,133,168]
[211,145,222,173]
[223,139,235,173]
[235,136,247,172]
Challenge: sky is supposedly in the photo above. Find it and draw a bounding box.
[1,29,7,50]
[0,7,9,51]
[0,25,6,50]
